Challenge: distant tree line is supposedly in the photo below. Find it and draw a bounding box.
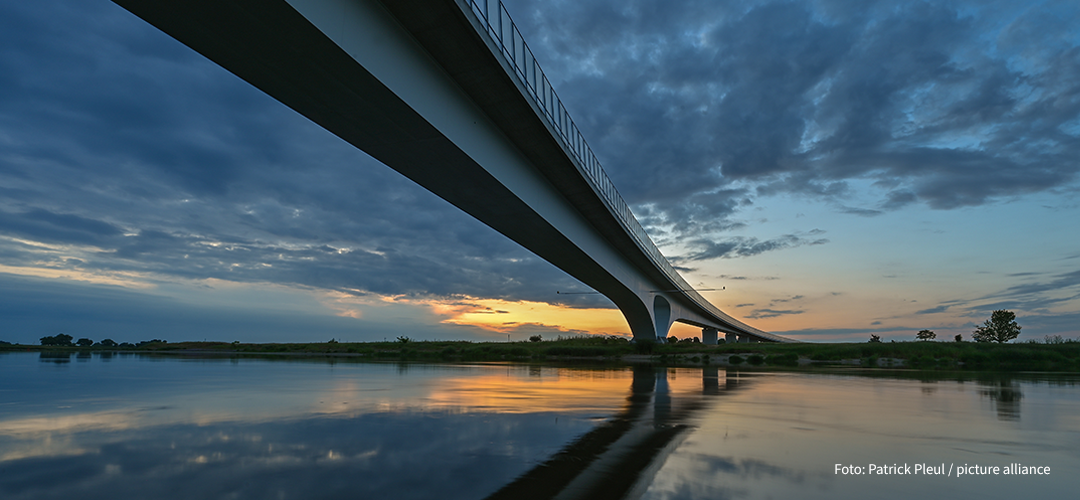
[667,336,702,344]
[38,334,166,348]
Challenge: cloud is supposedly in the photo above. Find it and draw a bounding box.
[504,0,1080,235]
[838,206,885,217]
[0,0,619,314]
[992,269,1080,299]
[673,231,828,262]
[916,305,952,315]
[745,308,804,319]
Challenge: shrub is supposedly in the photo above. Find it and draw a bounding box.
[544,346,608,357]
[634,340,656,354]
[728,355,744,364]
[767,353,799,366]
[529,335,542,342]
[747,354,765,365]
[508,347,530,357]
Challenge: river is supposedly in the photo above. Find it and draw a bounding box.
[1,351,1077,499]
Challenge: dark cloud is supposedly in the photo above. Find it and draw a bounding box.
[673,231,828,262]
[0,0,612,312]
[992,269,1080,300]
[903,270,1080,332]
[0,209,123,246]
[838,206,885,217]
[504,0,1080,236]
[916,269,1080,318]
[746,308,804,319]
[916,305,952,315]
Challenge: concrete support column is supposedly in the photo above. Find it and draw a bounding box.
[739,335,751,343]
[725,332,737,344]
[702,327,718,345]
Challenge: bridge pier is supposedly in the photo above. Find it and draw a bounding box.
[701,328,718,345]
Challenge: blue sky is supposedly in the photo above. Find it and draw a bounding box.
[1,0,1078,344]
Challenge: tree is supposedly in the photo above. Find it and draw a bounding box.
[972,310,1021,343]
[76,338,94,347]
[100,339,118,347]
[916,329,936,341]
[528,335,542,342]
[40,334,73,346]
[954,334,963,342]
[868,334,881,343]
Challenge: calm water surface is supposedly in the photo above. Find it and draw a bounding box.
[1,352,1078,499]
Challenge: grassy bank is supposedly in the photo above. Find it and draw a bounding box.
[707,340,1080,371]
[5,336,1080,371]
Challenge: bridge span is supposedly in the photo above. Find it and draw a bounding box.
[113,0,794,343]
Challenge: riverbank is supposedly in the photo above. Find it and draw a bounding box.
[5,336,1080,371]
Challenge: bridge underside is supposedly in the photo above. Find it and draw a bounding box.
[112,0,793,343]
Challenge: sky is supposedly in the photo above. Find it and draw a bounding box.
[1,0,1078,344]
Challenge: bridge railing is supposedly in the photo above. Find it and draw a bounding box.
[463,0,747,328]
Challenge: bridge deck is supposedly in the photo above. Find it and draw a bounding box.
[112,0,796,343]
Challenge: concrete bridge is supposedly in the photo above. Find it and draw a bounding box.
[113,0,794,343]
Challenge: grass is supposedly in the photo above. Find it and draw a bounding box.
[4,336,1080,371]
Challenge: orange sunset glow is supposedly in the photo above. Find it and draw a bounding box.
[420,297,631,336]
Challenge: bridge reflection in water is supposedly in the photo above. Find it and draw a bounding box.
[487,366,745,500]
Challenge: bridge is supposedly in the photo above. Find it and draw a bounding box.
[113,0,794,343]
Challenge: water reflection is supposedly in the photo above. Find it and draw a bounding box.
[2,354,659,499]
[38,351,71,364]
[638,370,1080,500]
[977,378,1023,421]
[3,353,1080,500]
[485,366,745,500]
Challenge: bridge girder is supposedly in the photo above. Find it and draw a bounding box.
[112,0,794,343]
